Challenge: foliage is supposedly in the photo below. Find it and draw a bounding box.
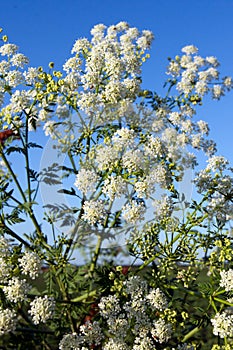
[0,22,233,349]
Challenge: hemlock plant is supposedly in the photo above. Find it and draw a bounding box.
[0,22,232,349]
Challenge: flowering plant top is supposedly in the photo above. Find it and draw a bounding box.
[0,22,232,349]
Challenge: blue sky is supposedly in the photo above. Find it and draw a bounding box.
[1,0,232,165]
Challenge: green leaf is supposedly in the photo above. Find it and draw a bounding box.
[57,188,76,196]
[5,146,25,155]
[27,142,43,149]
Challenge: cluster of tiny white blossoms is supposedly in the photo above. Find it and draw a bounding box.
[0,42,28,95]
[59,333,88,350]
[167,44,232,99]
[0,33,38,131]
[59,321,103,349]
[74,168,99,195]
[219,269,233,292]
[24,22,154,149]
[29,295,55,325]
[211,311,233,338]
[18,251,42,279]
[112,127,136,149]
[194,155,233,222]
[0,307,17,335]
[70,23,153,114]
[146,287,168,310]
[79,321,103,347]
[59,275,173,349]
[0,236,12,283]
[99,276,172,346]
[176,345,196,350]
[3,276,30,303]
[122,201,146,224]
[102,175,127,201]
[152,195,174,220]
[80,123,184,228]
[82,199,106,225]
[151,318,172,343]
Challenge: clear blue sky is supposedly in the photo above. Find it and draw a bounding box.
[0,0,232,163]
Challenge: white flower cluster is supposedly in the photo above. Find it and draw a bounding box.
[134,175,155,198]
[0,257,11,282]
[211,311,233,338]
[0,236,12,283]
[58,22,154,125]
[23,67,40,85]
[122,201,146,224]
[151,318,172,343]
[59,333,88,350]
[207,155,229,172]
[103,338,130,350]
[122,149,145,173]
[59,321,103,350]
[82,199,106,225]
[3,277,30,303]
[0,236,11,256]
[220,269,233,292]
[123,275,148,297]
[74,168,99,195]
[0,307,17,335]
[60,276,172,348]
[112,128,136,149]
[79,321,103,347]
[0,43,18,56]
[146,287,168,310]
[29,295,55,325]
[0,39,30,117]
[98,295,121,318]
[167,45,232,99]
[144,135,165,158]
[153,195,174,220]
[18,251,42,279]
[43,120,56,137]
[95,144,119,171]
[176,345,196,350]
[194,156,233,222]
[102,175,127,200]
[99,276,172,347]
[132,334,155,349]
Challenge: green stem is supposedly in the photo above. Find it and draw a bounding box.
[0,147,27,202]
[164,283,203,298]
[24,116,32,202]
[88,198,114,275]
[68,150,77,173]
[210,296,218,313]
[71,289,97,303]
[182,325,202,343]
[136,251,160,271]
[89,234,102,274]
[214,289,227,296]
[51,265,76,333]
[0,218,31,248]
[213,297,233,306]
[0,141,50,251]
